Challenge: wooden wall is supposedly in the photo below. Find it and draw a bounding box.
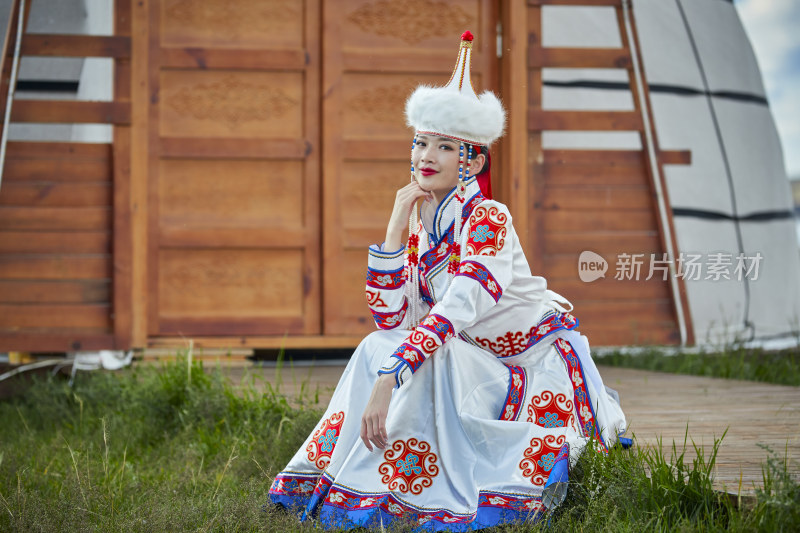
[0,143,115,350]
[0,0,690,352]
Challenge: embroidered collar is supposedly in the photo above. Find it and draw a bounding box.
[420,175,483,243]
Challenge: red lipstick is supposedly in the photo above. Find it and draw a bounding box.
[419,168,437,176]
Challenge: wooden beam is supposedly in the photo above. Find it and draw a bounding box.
[160,47,307,70]
[0,280,110,304]
[0,304,112,329]
[0,206,111,230]
[130,0,149,348]
[660,150,692,165]
[0,182,111,207]
[0,0,32,134]
[159,137,311,160]
[158,317,306,337]
[149,335,365,350]
[6,141,111,159]
[0,231,110,254]
[159,137,310,160]
[529,0,621,6]
[2,156,111,182]
[502,0,529,246]
[159,227,308,249]
[529,110,643,131]
[529,47,631,69]
[0,332,115,351]
[21,34,131,58]
[618,2,695,345]
[0,254,111,279]
[113,0,134,350]
[342,139,407,161]
[543,149,645,165]
[11,100,132,124]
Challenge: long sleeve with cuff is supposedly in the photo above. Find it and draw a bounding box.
[365,240,429,331]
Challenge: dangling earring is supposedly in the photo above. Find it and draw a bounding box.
[407,135,420,327]
[450,144,472,276]
[456,144,467,203]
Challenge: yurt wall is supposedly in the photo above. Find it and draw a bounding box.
[0,0,797,353]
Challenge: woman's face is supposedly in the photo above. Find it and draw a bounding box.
[412,134,461,202]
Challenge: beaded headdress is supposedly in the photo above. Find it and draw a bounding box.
[403,31,506,327]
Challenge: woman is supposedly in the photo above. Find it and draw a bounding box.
[269,31,626,531]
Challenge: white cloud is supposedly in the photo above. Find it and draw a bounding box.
[735,0,800,178]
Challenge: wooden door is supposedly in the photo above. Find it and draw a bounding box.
[147,0,321,337]
[321,0,499,336]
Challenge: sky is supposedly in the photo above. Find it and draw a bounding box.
[734,0,800,180]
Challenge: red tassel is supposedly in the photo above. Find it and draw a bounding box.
[461,30,474,42]
[407,234,420,266]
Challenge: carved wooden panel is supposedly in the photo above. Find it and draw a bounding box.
[161,0,303,49]
[159,71,303,139]
[148,0,320,337]
[344,0,477,46]
[322,0,498,335]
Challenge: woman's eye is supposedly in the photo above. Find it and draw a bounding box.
[440,144,453,150]
[416,142,426,147]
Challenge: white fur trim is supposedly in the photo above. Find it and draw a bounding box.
[405,85,506,146]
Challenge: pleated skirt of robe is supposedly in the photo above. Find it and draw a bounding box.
[269,328,626,531]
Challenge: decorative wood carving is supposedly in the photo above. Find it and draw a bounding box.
[346,85,408,124]
[164,0,299,34]
[347,1,474,43]
[164,76,298,126]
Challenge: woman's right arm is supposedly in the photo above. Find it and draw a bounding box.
[365,182,431,330]
[383,181,431,251]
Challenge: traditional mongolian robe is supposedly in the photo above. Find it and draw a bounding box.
[269,175,627,530]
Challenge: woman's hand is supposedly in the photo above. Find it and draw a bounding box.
[360,373,397,452]
[384,181,432,253]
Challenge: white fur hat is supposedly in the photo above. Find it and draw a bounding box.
[405,31,506,146]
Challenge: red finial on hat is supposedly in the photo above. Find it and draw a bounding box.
[461,30,474,42]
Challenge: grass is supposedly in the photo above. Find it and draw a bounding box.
[594,345,800,387]
[0,355,798,532]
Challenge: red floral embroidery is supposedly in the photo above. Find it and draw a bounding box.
[419,313,455,345]
[379,438,439,495]
[306,411,345,469]
[466,205,507,257]
[371,299,408,330]
[366,268,404,289]
[500,366,527,421]
[407,234,420,265]
[365,289,387,308]
[270,473,317,495]
[554,338,608,452]
[526,390,576,430]
[476,312,578,357]
[457,260,502,302]
[519,434,566,486]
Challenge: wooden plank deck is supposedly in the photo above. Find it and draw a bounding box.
[214,363,799,494]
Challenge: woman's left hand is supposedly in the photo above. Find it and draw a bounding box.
[360,374,396,451]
